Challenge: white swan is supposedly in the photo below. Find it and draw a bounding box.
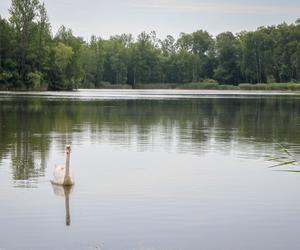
[51,145,74,186]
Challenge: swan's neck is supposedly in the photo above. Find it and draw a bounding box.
[64,153,71,184]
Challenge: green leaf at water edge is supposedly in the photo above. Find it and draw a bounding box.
[268,160,297,168]
[276,143,293,157]
[273,170,300,173]
[267,156,289,162]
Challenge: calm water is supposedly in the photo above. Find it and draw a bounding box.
[0,90,300,250]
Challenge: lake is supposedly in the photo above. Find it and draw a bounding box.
[0,89,300,250]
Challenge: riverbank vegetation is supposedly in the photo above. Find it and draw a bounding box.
[1,0,300,91]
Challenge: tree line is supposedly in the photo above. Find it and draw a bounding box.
[1,0,300,90]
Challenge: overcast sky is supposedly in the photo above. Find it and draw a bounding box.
[1,0,299,40]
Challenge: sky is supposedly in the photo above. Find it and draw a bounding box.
[1,0,299,40]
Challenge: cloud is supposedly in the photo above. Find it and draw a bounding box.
[131,0,300,15]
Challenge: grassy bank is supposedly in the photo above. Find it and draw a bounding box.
[132,82,300,91]
[2,82,300,92]
[0,84,48,91]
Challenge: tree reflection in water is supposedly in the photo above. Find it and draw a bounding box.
[0,96,300,186]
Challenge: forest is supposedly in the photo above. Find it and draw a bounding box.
[0,0,300,90]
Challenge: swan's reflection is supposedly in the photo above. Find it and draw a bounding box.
[51,184,74,226]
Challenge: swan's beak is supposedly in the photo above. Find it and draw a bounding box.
[66,145,71,154]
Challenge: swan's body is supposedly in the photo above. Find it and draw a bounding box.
[51,164,74,185]
[51,145,74,186]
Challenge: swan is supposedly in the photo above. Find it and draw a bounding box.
[51,145,74,186]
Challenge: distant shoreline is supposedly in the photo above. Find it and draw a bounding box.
[1,82,300,92]
[0,89,299,98]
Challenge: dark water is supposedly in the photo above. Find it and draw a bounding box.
[0,90,300,250]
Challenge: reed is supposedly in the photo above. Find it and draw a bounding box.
[268,143,300,171]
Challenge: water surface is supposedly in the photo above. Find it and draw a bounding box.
[0,90,300,250]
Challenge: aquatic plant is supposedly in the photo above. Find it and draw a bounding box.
[268,143,300,171]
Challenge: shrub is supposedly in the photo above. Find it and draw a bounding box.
[177,82,219,89]
[254,84,268,90]
[218,84,239,90]
[26,71,43,89]
[239,83,255,90]
[97,82,132,89]
[0,71,13,84]
[202,78,218,84]
[135,83,177,89]
[287,83,300,91]
[267,83,289,90]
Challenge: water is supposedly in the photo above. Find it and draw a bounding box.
[0,90,300,250]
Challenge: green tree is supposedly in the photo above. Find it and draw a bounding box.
[49,42,73,90]
[177,30,214,82]
[103,36,129,85]
[9,0,40,86]
[52,26,84,89]
[214,32,240,84]
[128,31,162,85]
[0,16,16,86]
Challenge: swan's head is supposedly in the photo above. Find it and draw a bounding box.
[66,145,71,154]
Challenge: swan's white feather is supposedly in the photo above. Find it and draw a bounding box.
[51,164,73,185]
